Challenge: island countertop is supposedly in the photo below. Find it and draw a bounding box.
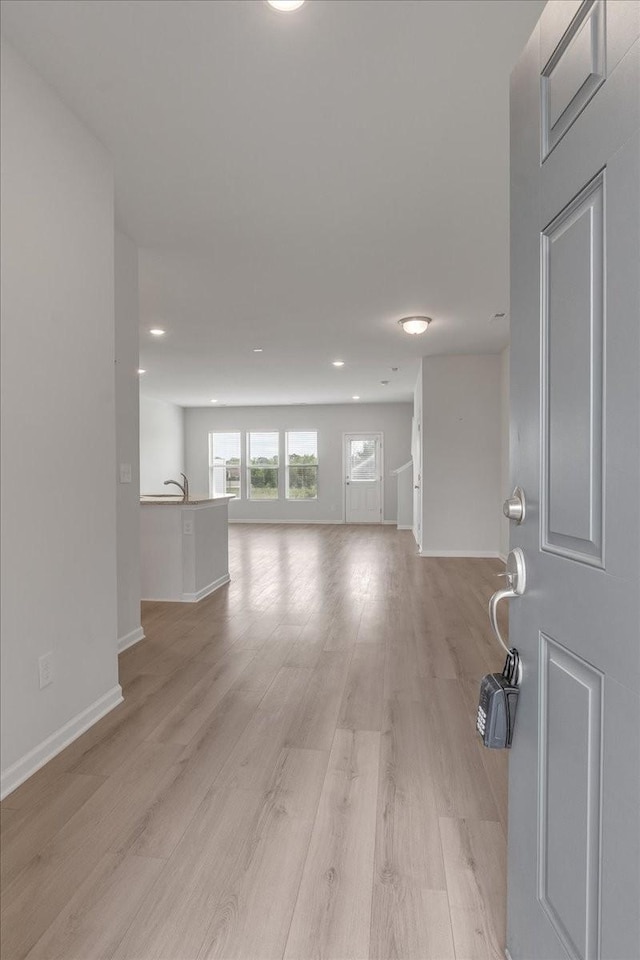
[140,495,233,505]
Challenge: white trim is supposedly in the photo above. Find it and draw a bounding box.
[505,949,514,960]
[498,552,508,563]
[117,626,145,653]
[181,573,230,603]
[419,549,503,558]
[397,524,413,530]
[0,684,123,801]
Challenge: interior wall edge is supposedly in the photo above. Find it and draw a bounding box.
[0,684,123,801]
[116,626,145,654]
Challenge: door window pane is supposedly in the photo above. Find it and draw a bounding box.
[348,438,377,481]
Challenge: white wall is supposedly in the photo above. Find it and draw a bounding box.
[115,231,142,650]
[139,395,185,493]
[0,40,120,796]
[419,355,502,556]
[185,403,412,523]
[499,346,510,560]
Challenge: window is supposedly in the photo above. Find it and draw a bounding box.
[248,431,279,500]
[286,431,318,499]
[209,432,241,498]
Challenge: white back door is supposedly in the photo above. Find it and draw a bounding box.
[344,433,383,523]
[411,415,421,548]
[507,4,639,959]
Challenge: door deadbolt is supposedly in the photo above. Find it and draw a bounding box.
[503,486,526,524]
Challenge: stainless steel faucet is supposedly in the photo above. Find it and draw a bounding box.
[163,472,190,502]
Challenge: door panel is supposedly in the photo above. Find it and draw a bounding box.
[542,172,604,563]
[344,434,383,523]
[508,4,639,959]
[538,636,603,960]
[541,0,605,158]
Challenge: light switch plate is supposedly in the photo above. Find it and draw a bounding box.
[183,516,194,535]
[119,463,132,484]
[39,652,54,689]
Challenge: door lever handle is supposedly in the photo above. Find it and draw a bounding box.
[488,547,526,681]
[489,587,517,657]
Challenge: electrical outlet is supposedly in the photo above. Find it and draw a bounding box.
[119,463,132,484]
[39,652,54,689]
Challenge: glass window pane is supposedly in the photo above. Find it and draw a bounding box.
[349,438,377,481]
[248,431,279,466]
[225,465,240,497]
[209,432,241,498]
[286,431,318,465]
[249,468,278,499]
[287,465,317,499]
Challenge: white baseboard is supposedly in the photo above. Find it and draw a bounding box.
[181,573,230,603]
[504,949,514,960]
[0,684,123,801]
[419,549,503,558]
[117,626,145,653]
[498,552,508,563]
[229,519,340,525]
[397,524,413,530]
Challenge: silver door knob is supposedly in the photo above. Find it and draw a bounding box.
[503,485,526,523]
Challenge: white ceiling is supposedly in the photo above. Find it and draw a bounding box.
[1,0,544,407]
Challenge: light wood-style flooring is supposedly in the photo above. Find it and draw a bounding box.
[1,524,508,960]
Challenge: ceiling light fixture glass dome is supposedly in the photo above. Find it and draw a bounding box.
[266,0,306,11]
[398,316,432,335]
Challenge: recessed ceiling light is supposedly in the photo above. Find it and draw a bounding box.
[266,0,306,11]
[149,328,165,336]
[253,348,263,353]
[210,398,218,403]
[398,316,432,335]
[137,368,146,375]
[352,395,360,400]
[332,360,345,367]
[380,380,389,385]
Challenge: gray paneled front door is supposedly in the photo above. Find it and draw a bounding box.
[507,3,639,959]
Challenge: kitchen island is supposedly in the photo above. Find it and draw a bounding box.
[140,495,233,602]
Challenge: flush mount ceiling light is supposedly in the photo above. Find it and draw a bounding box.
[149,328,165,336]
[332,360,345,367]
[253,348,263,353]
[352,395,360,400]
[137,368,146,375]
[398,316,432,335]
[210,398,218,403]
[266,0,306,10]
